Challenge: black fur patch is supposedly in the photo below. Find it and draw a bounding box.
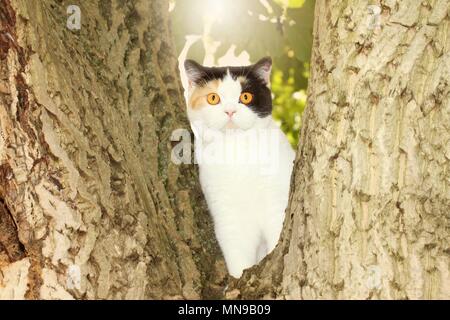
[184,57,273,118]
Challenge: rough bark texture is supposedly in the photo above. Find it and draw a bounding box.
[232,0,450,299]
[2,0,449,301]
[0,0,226,299]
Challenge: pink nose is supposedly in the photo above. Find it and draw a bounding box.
[225,111,236,117]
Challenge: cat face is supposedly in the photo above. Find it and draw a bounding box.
[184,57,272,131]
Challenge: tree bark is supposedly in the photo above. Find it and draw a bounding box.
[232,0,450,299]
[2,0,449,301]
[0,0,226,299]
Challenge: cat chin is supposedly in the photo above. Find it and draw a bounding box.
[191,116,269,132]
[206,119,255,131]
[221,122,255,131]
[225,121,238,129]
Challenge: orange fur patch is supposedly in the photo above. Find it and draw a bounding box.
[188,80,221,110]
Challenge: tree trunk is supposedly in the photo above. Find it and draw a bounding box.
[232,0,450,299]
[2,0,449,301]
[0,0,226,299]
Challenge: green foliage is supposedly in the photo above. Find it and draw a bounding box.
[170,0,315,147]
[210,0,284,60]
[272,67,307,147]
[285,1,315,62]
[274,0,306,8]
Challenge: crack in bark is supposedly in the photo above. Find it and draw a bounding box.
[0,198,26,263]
[0,0,17,60]
[1,0,35,141]
[0,0,44,299]
[0,164,26,264]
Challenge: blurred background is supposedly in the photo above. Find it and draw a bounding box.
[170,0,315,147]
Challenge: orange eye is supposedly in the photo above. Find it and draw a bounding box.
[239,92,253,105]
[207,93,220,105]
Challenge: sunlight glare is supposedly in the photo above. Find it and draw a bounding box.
[217,45,251,67]
[203,0,226,21]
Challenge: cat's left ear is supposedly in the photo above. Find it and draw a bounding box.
[253,57,272,85]
[184,59,205,87]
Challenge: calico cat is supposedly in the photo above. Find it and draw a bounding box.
[184,57,295,278]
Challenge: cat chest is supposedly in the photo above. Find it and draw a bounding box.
[199,164,275,195]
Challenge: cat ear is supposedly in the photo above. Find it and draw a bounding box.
[253,57,272,85]
[184,59,204,87]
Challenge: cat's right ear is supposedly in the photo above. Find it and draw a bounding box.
[184,60,204,88]
[253,57,272,85]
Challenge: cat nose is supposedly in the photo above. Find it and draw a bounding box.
[225,111,236,117]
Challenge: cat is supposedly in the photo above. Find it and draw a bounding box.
[184,57,295,278]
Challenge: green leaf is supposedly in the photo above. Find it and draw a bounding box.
[273,0,306,9]
[287,0,306,8]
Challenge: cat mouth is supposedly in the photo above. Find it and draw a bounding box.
[225,121,238,129]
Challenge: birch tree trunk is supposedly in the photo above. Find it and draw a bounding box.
[0,0,225,299]
[232,0,450,300]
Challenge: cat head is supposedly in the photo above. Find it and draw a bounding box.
[184,57,272,131]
